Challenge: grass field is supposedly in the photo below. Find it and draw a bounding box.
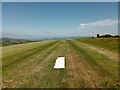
[2,38,119,88]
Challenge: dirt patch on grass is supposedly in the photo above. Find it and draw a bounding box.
[78,42,118,61]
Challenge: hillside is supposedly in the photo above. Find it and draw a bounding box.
[1,37,32,46]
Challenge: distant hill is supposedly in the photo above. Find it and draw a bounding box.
[1,37,32,46]
[0,36,89,46]
[0,38,2,43]
[29,36,89,41]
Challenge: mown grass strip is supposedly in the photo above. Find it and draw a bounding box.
[76,38,118,52]
[3,41,54,61]
[18,41,67,88]
[3,41,62,88]
[20,41,71,88]
[66,40,100,88]
[3,41,58,69]
[68,40,118,88]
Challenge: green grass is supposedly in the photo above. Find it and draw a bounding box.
[2,38,119,88]
[10,41,68,88]
[3,40,58,69]
[76,38,118,52]
[3,40,61,87]
[68,40,118,88]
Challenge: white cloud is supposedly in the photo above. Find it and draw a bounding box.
[2,32,53,39]
[79,23,89,28]
[78,19,118,29]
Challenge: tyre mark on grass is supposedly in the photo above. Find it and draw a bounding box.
[69,40,118,88]
[66,44,84,88]
[66,40,100,88]
[76,41,118,61]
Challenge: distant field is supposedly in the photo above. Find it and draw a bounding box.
[2,38,119,88]
[76,38,119,52]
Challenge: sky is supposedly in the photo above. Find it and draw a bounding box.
[2,0,120,2]
[2,2,118,39]
[0,1,2,38]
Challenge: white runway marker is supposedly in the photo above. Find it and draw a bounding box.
[54,57,65,69]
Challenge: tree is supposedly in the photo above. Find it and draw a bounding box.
[97,34,100,37]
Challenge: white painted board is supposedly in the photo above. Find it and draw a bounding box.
[54,57,65,69]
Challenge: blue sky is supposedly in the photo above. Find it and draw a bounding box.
[2,2,118,39]
[2,0,120,2]
[0,1,1,38]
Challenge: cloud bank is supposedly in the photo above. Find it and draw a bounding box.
[78,19,118,29]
